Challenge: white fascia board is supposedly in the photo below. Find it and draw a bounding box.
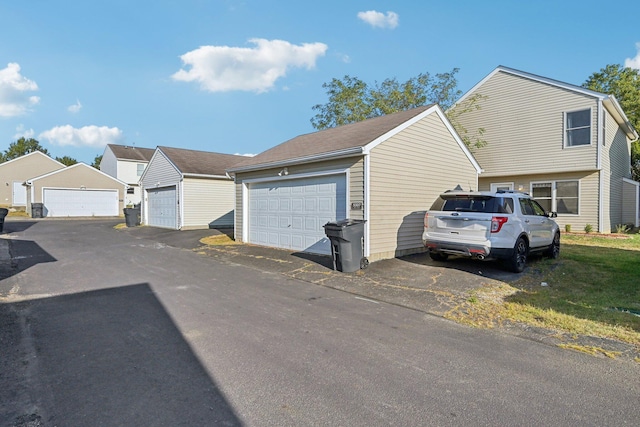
[228,147,364,173]
[183,173,231,180]
[157,147,185,177]
[602,97,638,141]
[0,150,65,170]
[362,104,483,174]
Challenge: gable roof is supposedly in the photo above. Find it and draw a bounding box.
[25,162,127,186]
[454,65,638,140]
[106,144,155,162]
[0,150,65,169]
[157,146,246,177]
[228,105,481,173]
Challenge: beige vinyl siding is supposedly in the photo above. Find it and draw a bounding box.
[234,157,363,242]
[182,177,235,229]
[604,109,634,231]
[622,179,639,226]
[480,171,600,232]
[368,112,478,261]
[0,153,64,206]
[454,71,599,176]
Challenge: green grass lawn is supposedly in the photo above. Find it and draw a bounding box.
[447,233,640,349]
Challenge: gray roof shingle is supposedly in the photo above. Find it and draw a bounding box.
[107,144,155,162]
[229,106,433,171]
[158,146,246,176]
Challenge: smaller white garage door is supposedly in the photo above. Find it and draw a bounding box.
[43,188,119,217]
[147,186,178,229]
[248,174,347,254]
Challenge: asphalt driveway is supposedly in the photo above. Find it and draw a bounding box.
[116,223,518,317]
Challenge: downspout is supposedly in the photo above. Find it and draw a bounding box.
[597,100,604,233]
[179,179,184,230]
[363,154,370,257]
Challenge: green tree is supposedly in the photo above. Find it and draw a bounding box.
[583,64,640,181]
[311,68,487,149]
[55,155,78,166]
[91,154,102,169]
[3,137,50,161]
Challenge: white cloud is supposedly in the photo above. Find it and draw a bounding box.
[624,42,640,70]
[172,38,328,93]
[0,63,40,117]
[234,152,256,157]
[68,99,82,113]
[39,125,123,148]
[357,10,399,29]
[13,124,35,139]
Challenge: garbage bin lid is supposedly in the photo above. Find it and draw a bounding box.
[324,219,366,227]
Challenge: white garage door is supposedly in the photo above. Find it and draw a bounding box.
[248,174,347,254]
[147,186,177,229]
[43,188,118,217]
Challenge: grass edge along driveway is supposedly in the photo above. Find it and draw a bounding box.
[445,233,640,361]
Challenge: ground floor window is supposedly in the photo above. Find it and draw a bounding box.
[531,180,579,215]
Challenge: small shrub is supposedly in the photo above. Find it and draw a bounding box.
[565,224,572,233]
[615,224,630,234]
[584,224,593,234]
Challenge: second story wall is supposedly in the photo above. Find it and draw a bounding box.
[454,70,600,176]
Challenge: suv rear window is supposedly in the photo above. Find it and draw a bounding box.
[431,196,514,214]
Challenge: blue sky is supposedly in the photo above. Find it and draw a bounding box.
[1,0,639,164]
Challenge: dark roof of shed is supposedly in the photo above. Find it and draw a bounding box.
[158,146,246,176]
[107,144,155,162]
[228,106,433,171]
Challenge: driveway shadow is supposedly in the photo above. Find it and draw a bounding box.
[2,220,37,233]
[0,283,241,426]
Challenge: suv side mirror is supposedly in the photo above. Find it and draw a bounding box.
[547,212,558,218]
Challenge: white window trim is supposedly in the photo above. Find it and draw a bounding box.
[530,179,581,216]
[490,182,514,192]
[563,107,592,149]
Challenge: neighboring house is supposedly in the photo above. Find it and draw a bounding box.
[0,151,65,208]
[101,144,155,206]
[25,163,128,217]
[139,146,245,230]
[451,66,639,233]
[227,105,482,262]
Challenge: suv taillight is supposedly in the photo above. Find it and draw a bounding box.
[491,216,508,233]
[424,212,429,228]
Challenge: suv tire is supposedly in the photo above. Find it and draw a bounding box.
[545,232,560,259]
[507,237,528,273]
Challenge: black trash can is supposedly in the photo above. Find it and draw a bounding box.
[123,207,141,227]
[31,203,44,219]
[323,219,368,272]
[0,208,8,233]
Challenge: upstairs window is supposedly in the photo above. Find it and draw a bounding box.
[136,163,145,176]
[565,109,591,147]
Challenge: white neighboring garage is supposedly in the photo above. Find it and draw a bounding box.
[25,163,127,217]
[140,146,245,230]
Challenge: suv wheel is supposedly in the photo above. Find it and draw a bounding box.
[507,237,528,273]
[545,232,560,259]
[429,251,449,262]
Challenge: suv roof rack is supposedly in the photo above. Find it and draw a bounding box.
[496,190,530,195]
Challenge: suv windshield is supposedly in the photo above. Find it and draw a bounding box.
[431,196,514,214]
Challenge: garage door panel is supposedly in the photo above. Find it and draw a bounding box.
[147,187,177,229]
[248,174,347,254]
[43,189,118,217]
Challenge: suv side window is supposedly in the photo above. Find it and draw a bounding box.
[530,199,547,216]
[519,199,534,216]
[500,197,514,214]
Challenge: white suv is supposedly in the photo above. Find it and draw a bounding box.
[422,190,560,272]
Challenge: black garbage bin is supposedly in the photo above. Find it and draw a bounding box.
[323,219,368,272]
[123,207,141,227]
[31,203,44,219]
[0,208,8,233]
